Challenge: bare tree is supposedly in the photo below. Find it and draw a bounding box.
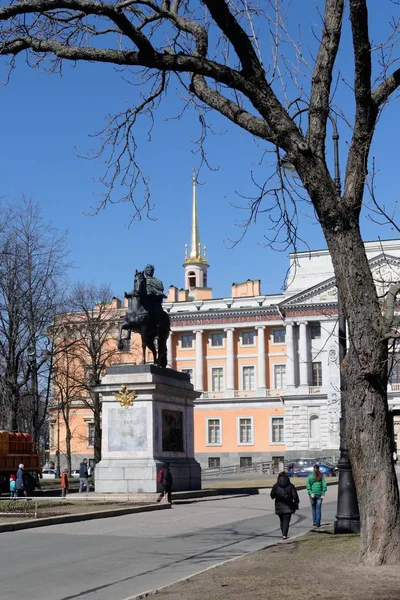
[0,0,400,563]
[0,199,68,442]
[60,283,124,464]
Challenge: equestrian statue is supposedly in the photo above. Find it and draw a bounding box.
[117,264,170,368]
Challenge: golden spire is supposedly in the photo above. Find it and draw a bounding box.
[183,169,208,266]
[190,168,200,260]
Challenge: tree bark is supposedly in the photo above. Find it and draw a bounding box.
[323,217,400,565]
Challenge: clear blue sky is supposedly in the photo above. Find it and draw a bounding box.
[0,1,398,300]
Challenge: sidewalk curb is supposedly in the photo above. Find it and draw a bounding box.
[0,502,170,533]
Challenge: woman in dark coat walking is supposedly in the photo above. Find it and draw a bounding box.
[270,471,299,540]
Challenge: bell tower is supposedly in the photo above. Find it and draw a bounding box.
[183,170,209,297]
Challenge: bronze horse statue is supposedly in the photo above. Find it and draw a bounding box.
[117,270,170,368]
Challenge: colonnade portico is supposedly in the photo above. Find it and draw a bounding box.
[168,319,328,396]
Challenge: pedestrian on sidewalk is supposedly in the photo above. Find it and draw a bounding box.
[156,463,173,504]
[79,458,89,493]
[61,469,69,498]
[9,474,17,500]
[306,464,327,528]
[393,450,398,465]
[270,471,299,540]
[16,464,26,497]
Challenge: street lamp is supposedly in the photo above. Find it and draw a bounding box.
[281,102,360,533]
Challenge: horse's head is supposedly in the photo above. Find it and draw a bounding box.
[134,270,146,296]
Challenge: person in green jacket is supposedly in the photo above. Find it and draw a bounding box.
[306,464,327,527]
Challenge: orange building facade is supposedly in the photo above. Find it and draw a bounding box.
[49,175,400,472]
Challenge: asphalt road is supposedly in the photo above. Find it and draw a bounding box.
[0,486,338,600]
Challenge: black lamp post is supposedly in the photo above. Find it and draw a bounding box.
[281,103,360,533]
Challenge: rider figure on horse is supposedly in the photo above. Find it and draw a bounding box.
[119,265,170,366]
[143,264,165,319]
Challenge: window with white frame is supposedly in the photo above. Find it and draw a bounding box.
[241,331,255,345]
[271,417,284,443]
[238,417,253,444]
[207,418,221,444]
[210,332,224,347]
[309,414,320,439]
[274,364,286,389]
[390,360,400,384]
[272,328,286,344]
[87,422,95,447]
[181,334,194,349]
[211,367,224,391]
[242,366,255,390]
[312,362,323,386]
[310,323,321,339]
[181,368,194,383]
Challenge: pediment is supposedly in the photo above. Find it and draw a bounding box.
[280,252,400,308]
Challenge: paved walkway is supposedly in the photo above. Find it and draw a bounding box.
[0,486,338,600]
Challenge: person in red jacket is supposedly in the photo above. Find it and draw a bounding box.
[61,470,69,498]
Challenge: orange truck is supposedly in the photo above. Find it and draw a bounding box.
[0,431,41,493]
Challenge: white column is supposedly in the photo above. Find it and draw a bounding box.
[286,323,295,387]
[256,326,266,390]
[224,328,235,391]
[299,322,308,386]
[195,329,204,391]
[167,332,173,368]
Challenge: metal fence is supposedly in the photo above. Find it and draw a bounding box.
[202,461,277,479]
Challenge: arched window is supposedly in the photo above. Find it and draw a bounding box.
[309,414,320,439]
[188,271,196,289]
[203,271,207,287]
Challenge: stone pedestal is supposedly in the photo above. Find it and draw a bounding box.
[94,364,201,493]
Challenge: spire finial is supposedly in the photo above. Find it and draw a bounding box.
[189,168,200,260]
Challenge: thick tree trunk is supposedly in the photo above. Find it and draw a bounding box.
[324,220,400,565]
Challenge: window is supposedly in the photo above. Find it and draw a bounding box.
[239,418,253,444]
[181,334,194,349]
[272,328,286,343]
[274,364,286,389]
[188,271,196,288]
[271,417,284,443]
[207,418,221,445]
[211,367,224,391]
[87,423,95,447]
[208,457,220,468]
[211,332,224,347]
[118,338,131,352]
[311,323,321,339]
[242,366,255,390]
[312,362,323,386]
[242,331,255,345]
[389,357,400,383]
[309,415,320,439]
[240,456,252,468]
[181,368,193,383]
